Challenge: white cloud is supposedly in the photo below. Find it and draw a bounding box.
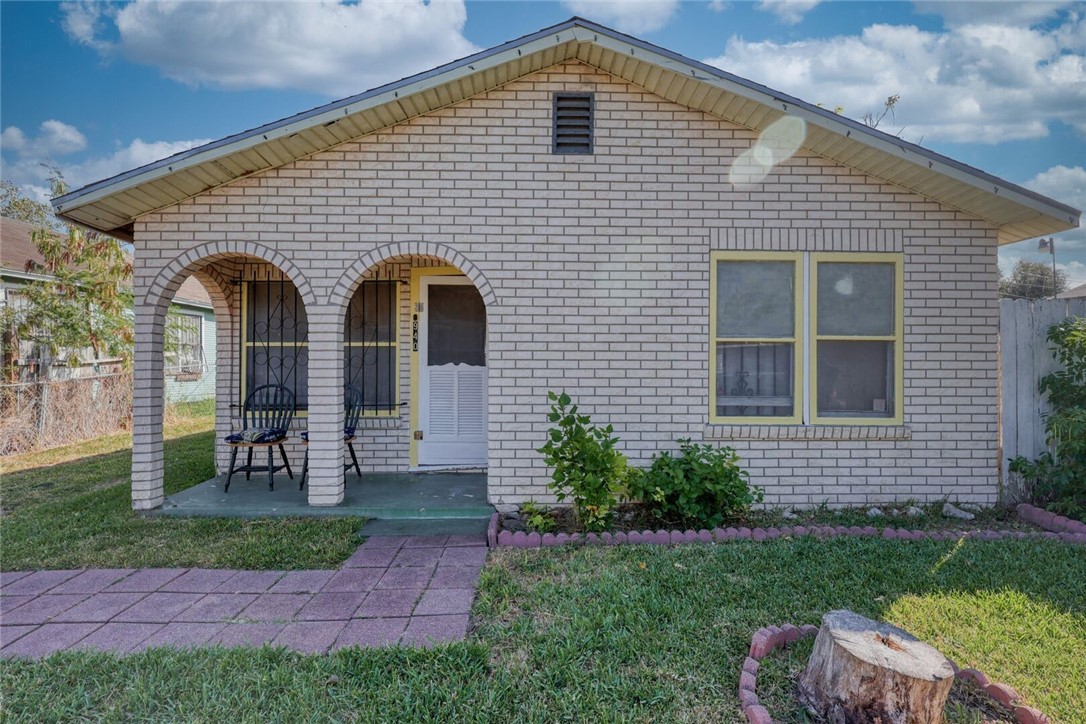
[2,132,211,201]
[913,1,1074,28]
[703,15,1086,143]
[562,0,680,34]
[0,121,87,158]
[62,0,479,97]
[1024,164,1086,255]
[756,0,821,25]
[998,165,1086,281]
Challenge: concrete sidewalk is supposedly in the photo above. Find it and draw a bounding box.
[0,534,486,659]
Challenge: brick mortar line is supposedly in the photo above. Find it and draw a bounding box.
[739,623,1051,723]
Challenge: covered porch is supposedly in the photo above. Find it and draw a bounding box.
[154,471,492,527]
[131,241,497,512]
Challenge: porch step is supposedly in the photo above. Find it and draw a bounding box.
[358,517,490,537]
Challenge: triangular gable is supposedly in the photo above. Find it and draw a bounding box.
[54,17,1079,245]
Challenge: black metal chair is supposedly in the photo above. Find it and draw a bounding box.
[225,384,295,492]
[300,384,365,490]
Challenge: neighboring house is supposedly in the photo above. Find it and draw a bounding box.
[1057,282,1086,299]
[1,215,216,400]
[0,216,125,380]
[53,18,1080,512]
[164,275,217,404]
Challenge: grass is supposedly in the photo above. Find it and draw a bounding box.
[3,538,1084,721]
[2,402,1082,720]
[0,401,363,570]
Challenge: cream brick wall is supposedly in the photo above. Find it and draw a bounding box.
[131,60,999,510]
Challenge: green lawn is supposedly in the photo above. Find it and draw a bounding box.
[3,539,1084,721]
[2,408,1083,721]
[0,402,363,570]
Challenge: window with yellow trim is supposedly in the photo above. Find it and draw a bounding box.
[711,253,802,422]
[812,259,900,422]
[710,251,903,425]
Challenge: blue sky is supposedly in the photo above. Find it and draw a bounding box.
[2,1,1084,285]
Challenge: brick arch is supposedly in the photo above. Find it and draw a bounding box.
[327,241,498,312]
[147,240,318,315]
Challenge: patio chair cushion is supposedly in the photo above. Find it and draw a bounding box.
[225,427,287,445]
[299,426,356,442]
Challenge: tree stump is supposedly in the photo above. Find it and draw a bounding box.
[798,610,954,724]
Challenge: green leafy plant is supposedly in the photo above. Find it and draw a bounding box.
[537,391,630,532]
[1009,317,1086,518]
[519,500,557,534]
[1,176,133,376]
[629,438,762,527]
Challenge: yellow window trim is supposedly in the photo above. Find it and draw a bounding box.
[709,251,804,425]
[709,250,905,427]
[809,252,904,426]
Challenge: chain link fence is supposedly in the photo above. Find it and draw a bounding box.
[1,364,216,456]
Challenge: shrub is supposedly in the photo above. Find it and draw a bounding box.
[1009,317,1086,519]
[520,500,557,534]
[629,438,762,527]
[537,391,630,532]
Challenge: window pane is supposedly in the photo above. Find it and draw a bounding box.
[429,285,486,367]
[715,261,794,338]
[817,263,894,336]
[715,342,794,417]
[817,340,893,417]
[345,281,396,343]
[248,345,308,410]
[345,346,396,410]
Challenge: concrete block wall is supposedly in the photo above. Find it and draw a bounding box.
[130,59,999,510]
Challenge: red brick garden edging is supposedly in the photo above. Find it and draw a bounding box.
[486,512,1086,549]
[739,624,1051,724]
[1017,503,1086,535]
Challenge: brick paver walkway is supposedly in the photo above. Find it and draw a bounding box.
[0,534,486,658]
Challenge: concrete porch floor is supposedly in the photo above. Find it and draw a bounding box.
[153,472,494,525]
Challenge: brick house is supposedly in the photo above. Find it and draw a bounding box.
[53,19,1079,512]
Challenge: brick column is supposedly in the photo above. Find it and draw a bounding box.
[306,305,345,506]
[132,303,166,510]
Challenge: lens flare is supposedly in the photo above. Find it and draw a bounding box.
[728,115,808,189]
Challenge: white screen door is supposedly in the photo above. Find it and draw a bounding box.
[418,277,487,466]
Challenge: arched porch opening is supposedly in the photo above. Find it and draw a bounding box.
[328,243,496,485]
[132,243,318,510]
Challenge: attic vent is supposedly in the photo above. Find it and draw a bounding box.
[553,92,594,154]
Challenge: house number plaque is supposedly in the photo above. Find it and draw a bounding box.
[412,314,418,351]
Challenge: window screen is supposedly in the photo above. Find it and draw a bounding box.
[428,284,486,367]
[713,259,797,418]
[814,261,897,418]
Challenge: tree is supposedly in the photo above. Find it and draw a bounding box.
[0,180,52,226]
[998,259,1068,299]
[1,177,133,375]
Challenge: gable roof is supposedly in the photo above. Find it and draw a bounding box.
[0,217,49,274]
[53,17,1079,246]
